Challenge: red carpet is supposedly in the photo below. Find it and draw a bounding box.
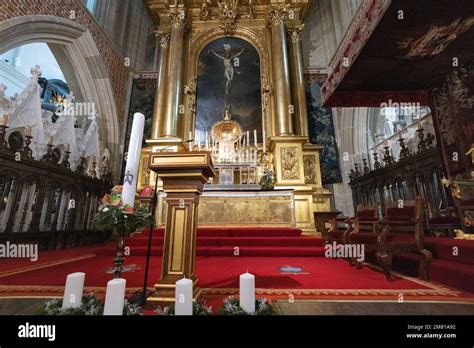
[0,228,473,304]
[93,227,326,257]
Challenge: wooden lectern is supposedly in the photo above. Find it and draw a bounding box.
[147,151,215,304]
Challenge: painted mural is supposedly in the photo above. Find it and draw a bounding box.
[196,37,262,140]
[306,78,342,184]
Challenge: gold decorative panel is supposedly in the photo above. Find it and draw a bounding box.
[303,154,317,184]
[197,191,295,226]
[281,147,300,180]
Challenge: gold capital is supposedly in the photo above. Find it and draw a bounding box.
[154,30,171,48]
[170,8,187,29]
[267,4,291,27]
[286,24,305,43]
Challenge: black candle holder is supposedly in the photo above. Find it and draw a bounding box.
[416,128,429,153]
[362,158,370,175]
[373,152,381,170]
[383,146,394,166]
[21,135,33,159]
[61,151,71,170]
[0,125,8,150]
[89,161,97,178]
[41,144,55,163]
[76,157,87,175]
[398,137,411,159]
[354,163,361,178]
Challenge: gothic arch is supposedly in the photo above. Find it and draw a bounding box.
[0,15,121,178]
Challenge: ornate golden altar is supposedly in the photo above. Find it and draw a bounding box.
[139,0,332,234]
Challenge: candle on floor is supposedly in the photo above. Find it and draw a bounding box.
[103,278,126,315]
[175,278,193,315]
[122,113,145,207]
[62,272,85,309]
[239,272,255,313]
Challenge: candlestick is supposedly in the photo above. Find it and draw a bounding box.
[103,278,126,315]
[1,114,8,126]
[122,113,145,207]
[254,129,257,147]
[25,126,32,137]
[62,272,85,309]
[175,278,193,315]
[239,272,255,313]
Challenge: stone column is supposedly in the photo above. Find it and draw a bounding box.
[160,9,186,138]
[268,8,293,136]
[151,31,170,140]
[287,24,308,137]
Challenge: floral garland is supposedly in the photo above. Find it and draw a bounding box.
[94,185,152,234]
[155,297,213,316]
[35,293,142,316]
[216,296,277,315]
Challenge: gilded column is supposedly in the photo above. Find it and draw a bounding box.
[287,25,308,138]
[151,31,170,140]
[161,8,186,138]
[268,7,293,136]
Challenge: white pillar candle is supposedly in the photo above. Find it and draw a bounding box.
[254,129,257,147]
[175,278,193,315]
[246,131,250,147]
[122,113,145,207]
[103,278,126,315]
[239,272,255,313]
[62,272,85,309]
[205,131,209,150]
[189,131,192,142]
[263,129,266,153]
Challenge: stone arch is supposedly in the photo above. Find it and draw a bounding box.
[0,15,121,178]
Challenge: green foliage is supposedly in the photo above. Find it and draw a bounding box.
[259,168,275,191]
[35,293,142,316]
[155,297,213,315]
[216,296,277,315]
[93,185,152,234]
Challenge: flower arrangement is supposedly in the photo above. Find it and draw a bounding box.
[93,185,152,278]
[216,296,277,315]
[155,297,213,316]
[35,293,142,316]
[94,185,152,234]
[259,168,275,191]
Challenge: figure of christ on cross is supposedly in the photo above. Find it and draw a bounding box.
[209,44,245,107]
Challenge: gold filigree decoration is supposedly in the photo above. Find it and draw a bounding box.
[199,0,212,21]
[303,155,316,184]
[184,78,197,119]
[154,30,171,48]
[218,0,239,35]
[267,3,291,27]
[286,24,305,43]
[281,147,299,180]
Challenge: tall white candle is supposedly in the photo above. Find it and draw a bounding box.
[62,272,85,309]
[254,129,257,147]
[246,131,250,147]
[103,278,126,315]
[122,113,145,207]
[189,131,192,141]
[239,272,255,313]
[263,129,266,153]
[175,278,193,315]
[205,131,209,150]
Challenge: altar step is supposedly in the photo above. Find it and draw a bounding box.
[93,227,326,257]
